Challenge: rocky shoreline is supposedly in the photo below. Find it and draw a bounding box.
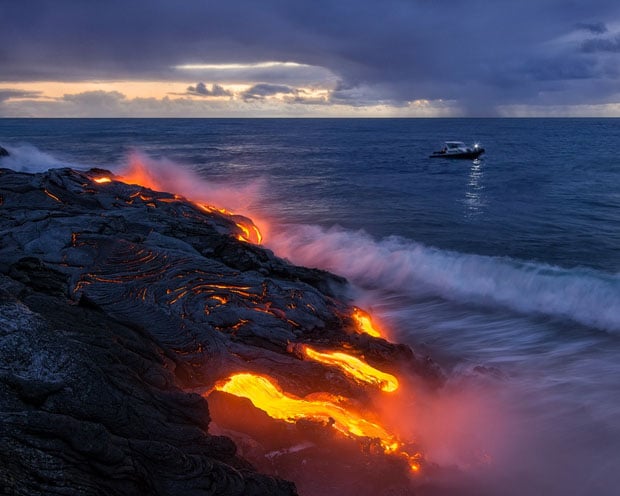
[0,167,441,495]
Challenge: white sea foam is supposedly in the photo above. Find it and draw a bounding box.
[0,144,81,172]
[5,145,618,333]
[267,224,620,333]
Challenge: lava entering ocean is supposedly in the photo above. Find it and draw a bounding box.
[81,160,429,492]
[352,307,383,338]
[92,155,264,245]
[212,372,422,472]
[296,344,399,393]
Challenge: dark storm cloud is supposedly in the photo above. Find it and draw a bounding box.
[3,0,620,114]
[186,82,232,97]
[242,84,295,100]
[575,22,608,34]
[581,35,620,53]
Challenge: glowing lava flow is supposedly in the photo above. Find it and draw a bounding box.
[235,222,263,244]
[352,307,382,338]
[213,373,422,472]
[89,160,263,245]
[214,373,397,449]
[301,346,398,393]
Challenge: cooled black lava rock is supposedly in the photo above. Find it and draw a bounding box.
[0,167,441,496]
[0,146,9,157]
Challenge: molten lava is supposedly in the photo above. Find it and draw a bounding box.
[214,373,395,448]
[235,222,263,244]
[301,345,399,393]
[94,158,264,244]
[352,307,382,338]
[43,189,61,203]
[213,373,422,472]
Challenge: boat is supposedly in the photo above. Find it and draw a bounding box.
[430,141,484,159]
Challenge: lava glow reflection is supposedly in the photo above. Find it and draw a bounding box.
[301,345,399,392]
[213,372,422,472]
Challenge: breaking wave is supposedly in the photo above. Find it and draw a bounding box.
[267,224,620,333]
[0,144,82,172]
[5,145,618,333]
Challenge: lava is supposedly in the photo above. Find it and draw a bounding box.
[78,162,425,482]
[212,373,422,472]
[300,345,399,393]
[112,158,264,244]
[352,307,382,338]
[235,221,263,244]
[214,373,395,448]
[43,189,61,203]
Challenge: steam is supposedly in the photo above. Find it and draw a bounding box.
[0,144,265,219]
[7,144,617,333]
[115,152,266,215]
[6,146,619,494]
[267,224,620,333]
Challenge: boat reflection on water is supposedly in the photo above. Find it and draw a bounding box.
[463,159,486,219]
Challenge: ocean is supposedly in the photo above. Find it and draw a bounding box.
[1,118,619,495]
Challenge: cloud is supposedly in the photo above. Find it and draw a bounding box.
[2,0,620,114]
[581,35,620,53]
[186,82,232,97]
[0,88,42,102]
[575,22,608,34]
[62,90,125,105]
[0,87,453,117]
[242,83,296,100]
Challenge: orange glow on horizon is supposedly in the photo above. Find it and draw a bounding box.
[301,345,398,392]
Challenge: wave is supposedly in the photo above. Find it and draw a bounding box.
[0,144,81,172]
[5,145,618,333]
[267,225,620,333]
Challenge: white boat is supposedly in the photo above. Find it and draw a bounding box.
[430,141,484,159]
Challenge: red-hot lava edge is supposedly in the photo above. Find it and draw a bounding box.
[30,165,444,493]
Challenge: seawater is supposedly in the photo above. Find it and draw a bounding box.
[1,118,619,495]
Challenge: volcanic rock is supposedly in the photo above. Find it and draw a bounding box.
[0,167,442,496]
[0,146,9,157]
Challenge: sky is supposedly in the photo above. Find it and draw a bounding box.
[2,0,620,117]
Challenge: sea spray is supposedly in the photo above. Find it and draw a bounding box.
[0,144,81,172]
[266,224,620,333]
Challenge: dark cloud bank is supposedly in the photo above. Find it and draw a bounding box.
[2,0,620,114]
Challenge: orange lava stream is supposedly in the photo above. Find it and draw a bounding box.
[235,222,263,244]
[352,307,382,337]
[87,161,263,245]
[213,373,422,472]
[215,373,396,449]
[301,346,399,393]
[43,189,61,202]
